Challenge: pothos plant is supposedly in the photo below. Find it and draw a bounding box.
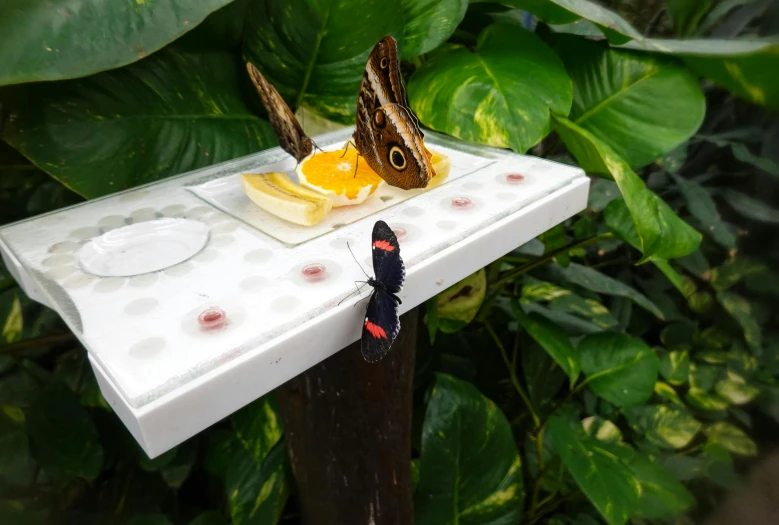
[1,0,778,524]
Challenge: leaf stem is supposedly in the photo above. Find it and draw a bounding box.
[491,233,615,289]
[484,321,540,427]
[0,332,76,354]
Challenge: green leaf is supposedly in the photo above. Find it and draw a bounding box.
[2,49,276,199]
[402,0,469,58]
[425,297,440,344]
[705,422,757,456]
[702,443,741,488]
[548,416,640,525]
[1,294,22,344]
[522,302,604,334]
[138,447,177,473]
[203,429,241,479]
[717,291,762,353]
[161,441,197,488]
[512,299,580,386]
[721,189,779,224]
[0,0,234,85]
[670,174,737,250]
[129,515,173,525]
[689,363,723,392]
[548,294,619,330]
[557,263,664,319]
[582,416,623,443]
[415,374,523,525]
[710,256,766,292]
[553,35,705,169]
[660,351,691,391]
[579,333,659,407]
[243,0,405,122]
[624,405,701,449]
[715,378,760,405]
[617,448,695,519]
[530,0,644,42]
[686,388,729,412]
[436,269,487,333]
[666,0,712,36]
[554,115,701,262]
[0,409,35,486]
[26,382,103,481]
[408,23,572,153]
[188,512,228,525]
[500,0,581,24]
[522,342,567,418]
[603,199,685,293]
[654,382,684,406]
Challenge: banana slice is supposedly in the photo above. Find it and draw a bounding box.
[241,172,333,226]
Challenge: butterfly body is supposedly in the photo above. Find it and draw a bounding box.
[361,220,405,363]
[354,36,434,190]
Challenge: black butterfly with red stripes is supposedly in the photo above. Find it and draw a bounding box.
[361,220,405,363]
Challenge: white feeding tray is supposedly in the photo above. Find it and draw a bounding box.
[0,128,589,457]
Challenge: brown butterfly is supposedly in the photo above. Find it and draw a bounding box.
[353,36,435,190]
[246,62,312,163]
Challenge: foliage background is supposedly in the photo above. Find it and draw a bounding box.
[1,0,778,524]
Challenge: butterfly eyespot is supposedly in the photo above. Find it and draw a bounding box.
[389,146,406,170]
[380,57,388,69]
[372,109,386,129]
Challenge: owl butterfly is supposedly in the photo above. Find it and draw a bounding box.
[246,62,312,162]
[354,36,435,190]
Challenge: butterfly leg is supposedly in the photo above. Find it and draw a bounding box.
[353,154,360,178]
[339,141,353,158]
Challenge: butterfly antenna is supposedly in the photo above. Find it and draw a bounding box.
[346,241,370,279]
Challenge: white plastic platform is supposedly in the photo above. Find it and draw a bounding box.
[0,128,589,457]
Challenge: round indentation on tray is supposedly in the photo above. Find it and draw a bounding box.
[240,275,268,292]
[63,273,98,289]
[129,273,159,288]
[211,235,235,248]
[437,220,457,230]
[497,192,517,201]
[462,181,483,191]
[290,259,342,286]
[48,241,81,254]
[181,299,247,338]
[391,226,407,240]
[129,337,165,359]
[77,218,209,277]
[164,263,194,277]
[439,195,482,213]
[119,190,150,202]
[161,204,187,217]
[130,207,158,223]
[329,237,354,250]
[97,215,127,230]
[206,213,231,224]
[125,297,159,315]
[93,277,125,293]
[186,206,213,219]
[70,227,102,240]
[198,307,227,330]
[505,173,525,184]
[193,249,219,263]
[379,195,394,202]
[270,296,300,313]
[387,223,421,244]
[497,172,533,186]
[211,222,238,234]
[244,249,273,264]
[451,196,473,209]
[403,206,425,217]
[43,254,76,267]
[44,266,78,280]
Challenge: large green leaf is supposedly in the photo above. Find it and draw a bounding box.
[242,0,405,122]
[2,49,276,199]
[659,350,690,386]
[516,0,643,42]
[548,416,640,525]
[671,173,737,250]
[402,0,470,58]
[579,333,659,408]
[512,299,579,386]
[552,35,705,170]
[556,263,664,319]
[522,342,567,418]
[436,269,487,334]
[705,421,757,456]
[554,115,701,262]
[0,0,233,86]
[666,0,711,36]
[25,382,103,481]
[624,404,701,449]
[408,23,572,153]
[225,396,288,525]
[717,291,762,353]
[416,374,523,525]
[721,189,779,224]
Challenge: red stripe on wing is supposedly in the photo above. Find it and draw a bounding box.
[364,319,388,339]
[373,240,395,251]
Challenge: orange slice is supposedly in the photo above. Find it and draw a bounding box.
[428,150,451,188]
[296,147,384,207]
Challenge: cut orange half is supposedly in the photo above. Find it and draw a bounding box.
[296,147,384,207]
[428,149,451,188]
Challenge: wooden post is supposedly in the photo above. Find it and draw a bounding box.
[276,308,418,525]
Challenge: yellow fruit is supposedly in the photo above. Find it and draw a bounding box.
[241,172,332,226]
[296,147,384,207]
[428,149,451,188]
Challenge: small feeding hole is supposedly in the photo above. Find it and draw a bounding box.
[505,173,525,184]
[391,227,407,240]
[451,196,473,209]
[198,307,227,331]
[301,263,326,283]
[380,195,393,202]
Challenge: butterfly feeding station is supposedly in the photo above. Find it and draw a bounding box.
[0,127,588,523]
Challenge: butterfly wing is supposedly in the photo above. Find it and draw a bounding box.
[353,37,434,190]
[361,288,401,363]
[371,220,405,294]
[247,62,312,162]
